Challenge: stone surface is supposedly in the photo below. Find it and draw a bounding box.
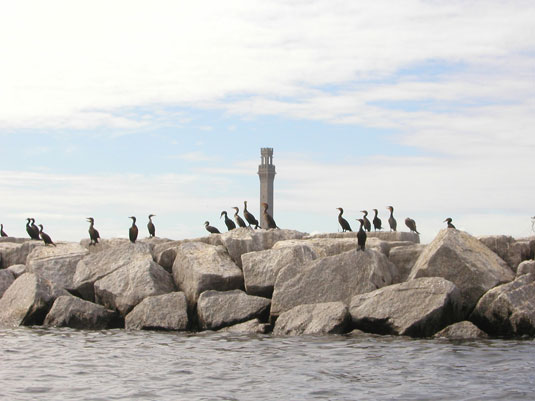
[433,321,488,339]
[470,273,535,336]
[0,269,15,298]
[172,242,244,308]
[409,229,514,313]
[305,231,420,244]
[349,277,463,337]
[479,235,535,272]
[94,258,175,316]
[197,289,271,330]
[218,318,270,334]
[0,241,41,268]
[7,264,27,278]
[125,292,188,331]
[388,244,426,283]
[150,240,182,272]
[271,249,398,319]
[517,260,535,277]
[0,237,29,244]
[26,243,89,290]
[273,302,350,335]
[44,295,117,329]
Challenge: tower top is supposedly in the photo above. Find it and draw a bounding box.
[260,148,274,166]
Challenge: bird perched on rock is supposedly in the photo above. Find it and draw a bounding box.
[361,210,371,232]
[38,224,55,246]
[404,217,420,234]
[26,218,40,240]
[386,206,397,232]
[147,214,156,237]
[232,207,247,228]
[444,218,456,229]
[1,224,8,237]
[262,202,278,229]
[220,211,236,231]
[372,209,382,231]
[204,221,220,234]
[129,216,138,243]
[86,217,100,245]
[356,218,367,251]
[243,200,259,229]
[336,207,352,232]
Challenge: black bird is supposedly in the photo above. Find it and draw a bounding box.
[262,202,278,229]
[356,218,367,251]
[147,214,156,237]
[129,216,138,243]
[220,211,236,231]
[361,210,372,232]
[30,218,40,239]
[336,207,352,232]
[232,207,247,228]
[372,208,382,231]
[243,200,259,229]
[204,221,220,234]
[405,217,420,234]
[444,218,456,229]
[86,217,100,245]
[1,224,8,237]
[386,206,397,232]
[38,224,56,246]
[26,218,40,240]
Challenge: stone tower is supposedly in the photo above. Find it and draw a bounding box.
[258,147,276,228]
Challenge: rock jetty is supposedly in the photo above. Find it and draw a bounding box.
[1,228,534,339]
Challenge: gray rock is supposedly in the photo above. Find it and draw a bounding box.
[0,237,29,244]
[0,241,41,268]
[125,292,188,331]
[433,321,488,339]
[94,257,175,316]
[271,249,397,319]
[273,302,350,335]
[7,264,27,278]
[478,235,535,272]
[388,244,426,283]
[218,318,270,334]
[470,273,535,336]
[172,242,244,309]
[44,295,117,329]
[79,238,131,253]
[349,277,463,337]
[26,243,89,290]
[0,269,15,298]
[517,260,535,277]
[305,231,420,244]
[150,240,183,272]
[197,289,271,330]
[0,273,60,327]
[409,229,514,314]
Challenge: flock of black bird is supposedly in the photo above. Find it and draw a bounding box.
[1,203,457,251]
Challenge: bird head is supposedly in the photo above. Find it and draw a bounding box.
[148,214,155,218]
[204,221,209,226]
[220,211,226,218]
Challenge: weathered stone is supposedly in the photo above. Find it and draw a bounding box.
[0,273,61,327]
[197,289,271,330]
[172,242,244,308]
[150,240,182,272]
[44,295,117,329]
[433,321,488,339]
[94,258,175,316]
[305,231,420,244]
[218,318,270,334]
[7,264,26,278]
[409,229,514,313]
[0,241,41,268]
[349,277,463,337]
[0,237,28,244]
[517,260,535,277]
[0,269,15,298]
[125,292,188,331]
[271,249,398,319]
[26,243,89,290]
[273,302,350,336]
[478,235,535,272]
[388,244,426,283]
[470,273,535,337]
[79,238,132,253]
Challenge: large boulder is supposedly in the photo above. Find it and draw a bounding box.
[478,235,535,272]
[26,243,89,290]
[388,244,427,283]
[0,269,15,298]
[470,273,535,337]
[433,321,488,339]
[305,231,420,244]
[0,237,28,244]
[273,302,350,336]
[43,295,118,329]
[125,292,189,331]
[7,264,27,278]
[218,318,270,334]
[517,260,535,277]
[172,242,244,308]
[150,240,183,272]
[408,229,514,314]
[349,277,463,337]
[271,249,398,319]
[94,258,175,316]
[0,241,41,268]
[197,289,271,330]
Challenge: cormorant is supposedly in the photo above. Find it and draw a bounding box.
[386,206,397,232]
[30,218,40,239]
[262,202,278,229]
[243,200,259,229]
[361,210,371,232]
[444,218,456,229]
[405,217,420,234]
[232,207,247,228]
[26,218,40,240]
[336,207,352,232]
[220,211,236,231]
[38,224,56,246]
[372,209,382,231]
[1,224,8,237]
[356,218,367,251]
[129,216,138,243]
[147,214,156,237]
[86,217,100,245]
[204,221,220,234]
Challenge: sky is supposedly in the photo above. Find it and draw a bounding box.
[1,0,534,244]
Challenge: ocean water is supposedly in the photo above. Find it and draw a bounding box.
[0,328,534,401]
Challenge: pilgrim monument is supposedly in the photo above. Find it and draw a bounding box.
[258,147,276,228]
